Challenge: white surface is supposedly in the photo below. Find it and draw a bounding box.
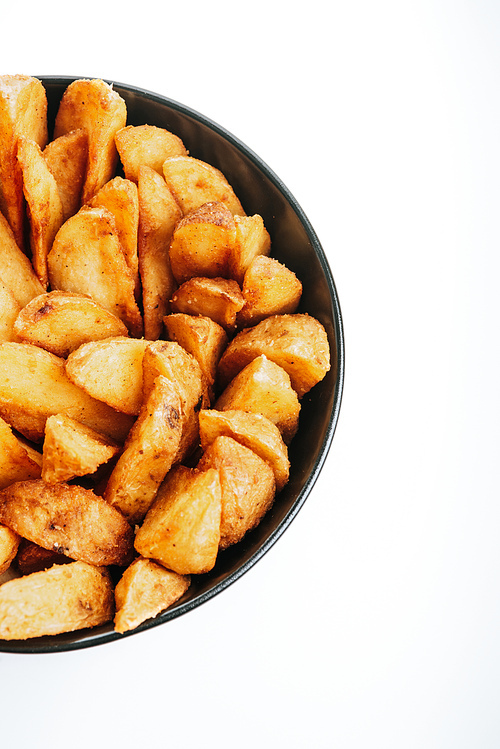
[1,2,499,747]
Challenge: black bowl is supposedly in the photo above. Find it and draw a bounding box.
[0,76,344,653]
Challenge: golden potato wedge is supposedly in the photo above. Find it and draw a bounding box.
[53,78,127,204]
[237,255,302,328]
[169,201,236,284]
[170,276,245,332]
[214,354,300,444]
[0,561,114,640]
[65,337,150,415]
[229,214,271,284]
[114,557,190,634]
[0,75,48,251]
[0,208,44,307]
[15,538,70,575]
[43,128,88,221]
[42,414,120,484]
[0,416,42,489]
[135,465,221,575]
[0,525,20,575]
[13,290,129,358]
[17,136,64,288]
[0,342,134,443]
[163,155,245,217]
[198,409,289,492]
[116,124,188,183]
[137,166,182,340]
[0,279,21,342]
[104,375,183,524]
[47,205,143,337]
[197,435,275,550]
[218,314,330,397]
[0,479,134,567]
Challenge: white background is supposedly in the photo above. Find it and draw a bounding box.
[1,2,499,747]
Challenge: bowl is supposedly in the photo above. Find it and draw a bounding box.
[0,76,344,653]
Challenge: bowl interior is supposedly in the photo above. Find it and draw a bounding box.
[1,77,344,653]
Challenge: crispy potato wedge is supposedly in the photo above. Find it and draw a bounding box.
[0,416,42,489]
[0,75,48,251]
[163,156,245,216]
[197,435,275,550]
[15,538,70,575]
[116,124,188,183]
[13,290,129,358]
[0,279,21,342]
[53,78,127,204]
[237,255,302,328]
[135,465,221,575]
[43,128,88,221]
[0,479,134,566]
[198,409,289,492]
[137,166,182,340]
[114,557,190,634]
[0,342,134,443]
[42,414,120,484]
[65,336,149,415]
[0,525,20,575]
[104,375,183,524]
[170,276,245,332]
[0,561,114,640]
[17,136,64,288]
[169,201,236,284]
[214,354,300,444]
[218,314,330,397]
[0,208,44,307]
[47,205,143,337]
[229,214,271,284]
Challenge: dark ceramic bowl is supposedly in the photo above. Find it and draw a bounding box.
[0,76,344,653]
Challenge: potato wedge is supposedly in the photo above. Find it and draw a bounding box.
[169,201,236,284]
[0,75,48,251]
[116,124,188,183]
[214,355,300,444]
[43,128,88,221]
[0,561,114,640]
[163,156,245,217]
[229,214,271,284]
[54,78,127,204]
[65,337,150,415]
[104,374,183,524]
[0,525,20,575]
[17,136,64,288]
[197,436,275,550]
[170,276,245,332]
[15,538,70,575]
[42,414,120,484]
[0,279,21,342]
[0,416,42,489]
[135,465,221,575]
[218,314,330,397]
[237,255,302,328]
[0,208,44,307]
[13,290,129,358]
[198,409,289,492]
[138,166,182,340]
[114,557,190,634]
[47,205,143,337]
[0,342,134,443]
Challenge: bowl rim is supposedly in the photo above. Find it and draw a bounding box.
[0,76,345,654]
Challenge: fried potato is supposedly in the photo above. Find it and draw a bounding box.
[135,465,221,575]
[116,124,188,183]
[0,525,20,575]
[0,208,44,307]
[198,409,289,492]
[43,128,88,221]
[114,557,190,634]
[0,416,42,489]
[104,375,183,524]
[214,354,300,444]
[137,166,182,340]
[42,414,120,484]
[169,201,236,284]
[47,205,143,337]
[163,155,245,216]
[0,561,114,640]
[0,479,134,566]
[170,276,245,332]
[15,538,70,575]
[13,290,129,358]
[17,136,64,288]
[54,78,127,204]
[197,435,275,550]
[0,342,134,443]
[0,279,21,342]
[0,75,48,251]
[237,255,302,328]
[229,214,271,284]
[218,313,330,397]
[65,337,149,415]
